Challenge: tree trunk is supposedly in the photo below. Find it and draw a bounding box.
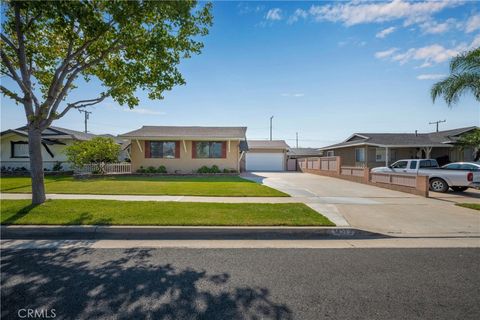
[28,127,46,204]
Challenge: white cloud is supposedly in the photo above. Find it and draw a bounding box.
[419,18,458,34]
[307,0,461,26]
[266,8,282,21]
[281,93,305,97]
[375,48,398,59]
[381,35,480,67]
[376,26,396,38]
[466,14,480,33]
[417,74,446,80]
[288,9,308,24]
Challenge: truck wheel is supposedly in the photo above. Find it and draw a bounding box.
[429,178,449,193]
[451,186,468,192]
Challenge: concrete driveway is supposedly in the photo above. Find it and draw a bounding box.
[244,172,480,237]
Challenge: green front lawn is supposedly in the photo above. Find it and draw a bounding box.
[0,199,334,226]
[456,203,480,211]
[0,175,287,197]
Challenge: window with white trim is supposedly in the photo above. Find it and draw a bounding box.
[326,150,334,157]
[11,141,29,158]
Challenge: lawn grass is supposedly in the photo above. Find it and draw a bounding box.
[0,199,334,226]
[455,203,480,211]
[0,175,288,197]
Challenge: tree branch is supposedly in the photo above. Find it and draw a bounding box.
[50,93,107,122]
[0,85,24,104]
[0,33,18,52]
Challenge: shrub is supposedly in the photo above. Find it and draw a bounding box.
[65,137,120,173]
[52,161,63,171]
[157,165,167,173]
[196,165,210,174]
[197,165,222,174]
[146,166,157,173]
[136,166,146,173]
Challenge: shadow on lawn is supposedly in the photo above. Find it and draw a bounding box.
[1,248,292,319]
[2,205,113,225]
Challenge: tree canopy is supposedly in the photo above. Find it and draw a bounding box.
[431,47,480,106]
[65,137,121,173]
[1,0,212,127]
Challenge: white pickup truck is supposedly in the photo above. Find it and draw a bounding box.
[371,159,480,192]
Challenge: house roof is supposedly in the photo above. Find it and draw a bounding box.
[320,126,478,150]
[287,148,323,156]
[119,126,247,140]
[247,140,290,150]
[0,126,96,141]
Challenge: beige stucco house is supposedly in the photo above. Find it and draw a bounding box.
[119,126,248,173]
[319,126,478,168]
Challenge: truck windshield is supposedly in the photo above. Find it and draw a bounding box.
[391,161,408,169]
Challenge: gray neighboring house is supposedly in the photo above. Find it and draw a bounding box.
[319,126,478,168]
[287,148,324,171]
[0,126,95,170]
[245,140,290,171]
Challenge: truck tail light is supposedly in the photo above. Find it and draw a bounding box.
[467,172,473,182]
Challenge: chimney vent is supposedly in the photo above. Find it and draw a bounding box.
[415,130,418,137]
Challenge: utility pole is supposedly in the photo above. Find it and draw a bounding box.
[429,119,446,132]
[79,109,92,133]
[269,116,274,141]
[296,132,298,148]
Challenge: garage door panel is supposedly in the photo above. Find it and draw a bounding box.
[246,153,284,171]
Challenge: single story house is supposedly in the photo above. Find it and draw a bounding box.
[119,126,248,173]
[319,126,478,168]
[245,140,290,171]
[0,126,96,171]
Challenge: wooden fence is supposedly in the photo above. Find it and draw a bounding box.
[298,156,429,197]
[77,162,132,174]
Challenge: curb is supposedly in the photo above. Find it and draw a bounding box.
[0,225,387,240]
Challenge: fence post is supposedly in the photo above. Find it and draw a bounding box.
[363,167,370,183]
[336,156,341,175]
[416,175,429,197]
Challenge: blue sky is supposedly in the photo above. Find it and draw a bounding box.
[1,0,479,147]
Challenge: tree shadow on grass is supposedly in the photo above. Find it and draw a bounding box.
[1,248,292,319]
[1,203,39,224]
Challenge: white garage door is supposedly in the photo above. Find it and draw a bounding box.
[246,152,285,171]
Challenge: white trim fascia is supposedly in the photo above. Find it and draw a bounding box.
[135,139,143,153]
[343,133,370,142]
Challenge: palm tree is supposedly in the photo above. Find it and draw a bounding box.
[431,47,480,106]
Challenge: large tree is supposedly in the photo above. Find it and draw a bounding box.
[431,47,480,106]
[1,0,212,204]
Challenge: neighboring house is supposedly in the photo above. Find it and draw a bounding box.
[119,126,248,173]
[245,140,290,171]
[319,126,478,167]
[287,148,324,171]
[0,126,95,170]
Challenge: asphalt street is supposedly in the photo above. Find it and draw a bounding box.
[1,248,479,320]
